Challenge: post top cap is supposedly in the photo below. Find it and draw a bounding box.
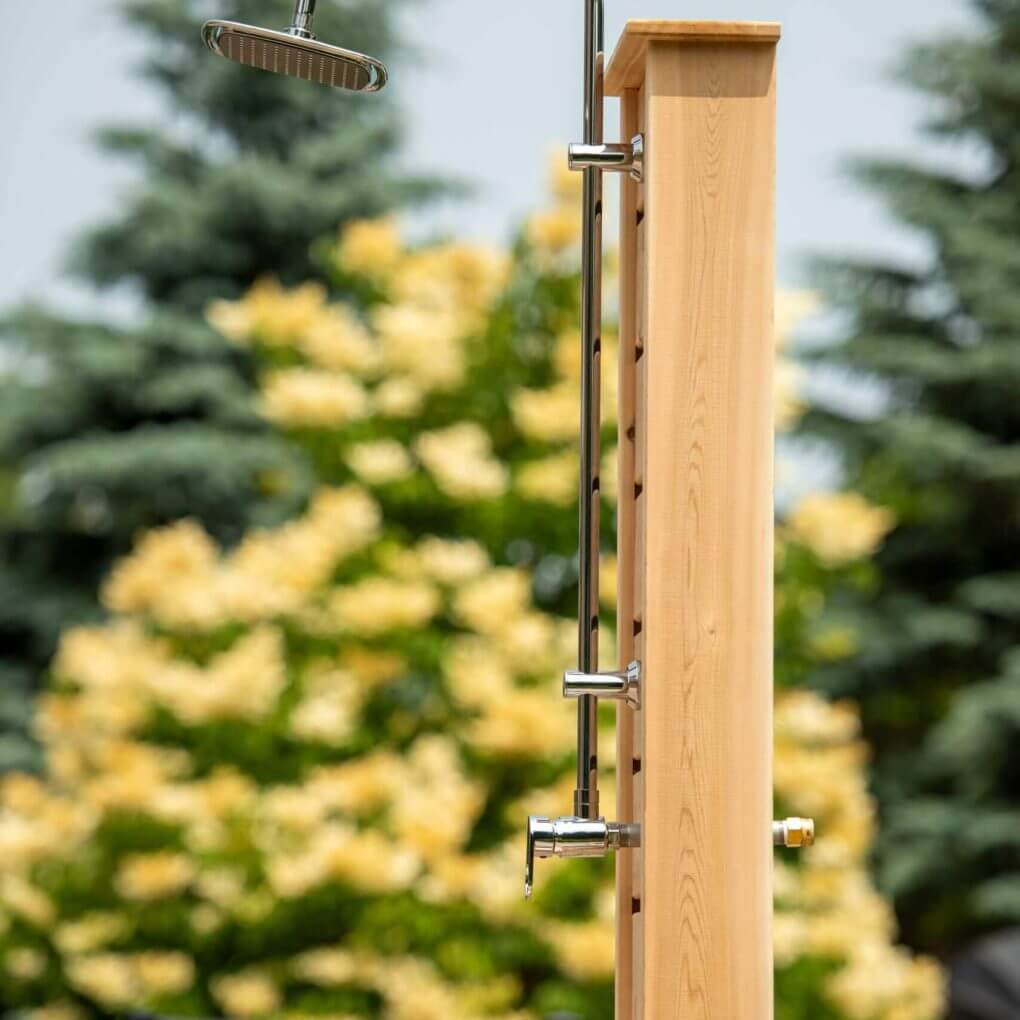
[606,20,781,95]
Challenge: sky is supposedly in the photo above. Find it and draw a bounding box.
[0,0,980,318]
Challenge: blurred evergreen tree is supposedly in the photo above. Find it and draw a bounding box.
[0,0,448,769]
[795,0,1020,957]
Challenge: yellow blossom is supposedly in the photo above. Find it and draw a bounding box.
[364,956,462,1020]
[390,737,484,862]
[190,904,222,934]
[1,876,55,928]
[102,522,218,619]
[346,439,414,485]
[600,555,618,607]
[787,491,894,565]
[373,376,425,417]
[266,824,419,898]
[826,941,944,1020]
[144,627,287,725]
[330,577,440,634]
[775,359,803,431]
[134,951,195,997]
[548,920,615,980]
[4,948,47,980]
[290,946,357,986]
[207,278,327,347]
[54,914,131,956]
[288,666,364,747]
[115,852,194,901]
[309,752,405,814]
[393,243,508,329]
[454,568,530,635]
[374,303,466,390]
[469,688,574,758]
[444,638,514,708]
[416,536,489,585]
[212,970,281,1018]
[775,690,860,747]
[261,368,369,428]
[776,289,820,348]
[525,207,580,256]
[511,383,578,442]
[516,452,577,506]
[300,305,380,373]
[66,954,137,1010]
[549,152,583,205]
[335,216,403,279]
[27,1004,84,1020]
[415,423,509,500]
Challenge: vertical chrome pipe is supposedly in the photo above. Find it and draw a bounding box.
[290,0,318,36]
[574,0,605,822]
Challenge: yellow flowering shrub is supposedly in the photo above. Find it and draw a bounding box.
[0,163,940,1020]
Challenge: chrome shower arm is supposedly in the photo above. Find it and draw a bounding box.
[290,0,317,37]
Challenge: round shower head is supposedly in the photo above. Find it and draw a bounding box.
[203,20,388,92]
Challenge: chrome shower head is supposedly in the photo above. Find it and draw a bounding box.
[203,1,387,92]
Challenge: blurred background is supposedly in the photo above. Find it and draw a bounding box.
[0,1,1016,1018]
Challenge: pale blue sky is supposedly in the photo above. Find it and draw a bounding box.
[0,0,980,316]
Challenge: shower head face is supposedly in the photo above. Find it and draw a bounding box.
[203,20,388,92]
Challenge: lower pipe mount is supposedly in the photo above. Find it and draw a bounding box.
[525,815,640,898]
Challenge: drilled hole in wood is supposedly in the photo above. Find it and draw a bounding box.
[593,336,601,356]
[636,207,645,226]
[635,338,645,362]
[633,618,643,637]
[632,757,642,775]
[626,424,636,442]
[634,481,643,499]
[631,897,641,914]
[591,616,600,633]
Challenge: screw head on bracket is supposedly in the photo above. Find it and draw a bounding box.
[773,817,815,848]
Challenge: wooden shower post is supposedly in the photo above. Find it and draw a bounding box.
[608,21,780,1020]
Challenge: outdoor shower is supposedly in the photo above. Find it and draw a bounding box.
[202,13,804,983]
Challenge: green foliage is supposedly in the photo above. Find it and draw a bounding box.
[0,0,450,766]
[793,0,1020,955]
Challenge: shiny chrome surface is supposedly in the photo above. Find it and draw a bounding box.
[568,134,644,181]
[574,0,605,825]
[525,816,640,898]
[564,660,641,707]
[202,19,387,92]
[290,0,317,37]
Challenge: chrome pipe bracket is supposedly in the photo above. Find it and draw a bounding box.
[525,815,641,898]
[568,133,644,182]
[563,660,641,708]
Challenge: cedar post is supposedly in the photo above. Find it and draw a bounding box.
[608,21,780,1020]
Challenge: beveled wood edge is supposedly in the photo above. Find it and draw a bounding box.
[606,20,781,95]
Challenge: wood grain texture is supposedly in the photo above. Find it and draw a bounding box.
[636,34,778,1020]
[606,20,781,94]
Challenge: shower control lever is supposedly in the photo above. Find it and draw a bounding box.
[525,816,640,898]
[563,661,641,708]
[568,134,644,181]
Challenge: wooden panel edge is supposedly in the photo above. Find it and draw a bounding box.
[606,19,781,95]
